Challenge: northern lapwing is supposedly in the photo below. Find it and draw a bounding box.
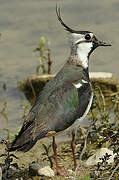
[7,6,111,175]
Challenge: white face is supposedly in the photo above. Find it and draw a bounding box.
[71,32,94,69]
[72,32,94,45]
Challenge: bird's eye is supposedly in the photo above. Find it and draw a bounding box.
[85,34,91,40]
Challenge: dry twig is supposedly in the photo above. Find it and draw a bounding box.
[108,163,119,180]
[28,78,36,102]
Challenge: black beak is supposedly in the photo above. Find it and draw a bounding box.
[97,40,111,47]
[93,36,111,48]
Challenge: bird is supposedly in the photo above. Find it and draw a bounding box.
[7,6,111,175]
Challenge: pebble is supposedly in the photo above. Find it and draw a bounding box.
[85,148,116,167]
[38,165,54,177]
[29,162,54,177]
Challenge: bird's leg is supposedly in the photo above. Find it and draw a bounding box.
[52,136,68,176]
[71,130,77,169]
[52,136,60,175]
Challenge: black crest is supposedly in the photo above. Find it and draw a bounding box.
[56,5,76,33]
[56,5,90,35]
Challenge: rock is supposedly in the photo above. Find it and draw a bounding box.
[38,165,54,177]
[89,72,113,79]
[29,162,54,177]
[85,148,116,167]
[0,167,2,180]
[67,169,73,175]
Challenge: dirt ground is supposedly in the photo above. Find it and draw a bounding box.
[0,135,91,180]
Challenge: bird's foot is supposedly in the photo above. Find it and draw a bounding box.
[56,169,68,176]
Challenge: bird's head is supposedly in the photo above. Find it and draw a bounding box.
[56,6,111,68]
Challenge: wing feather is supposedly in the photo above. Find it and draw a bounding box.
[8,64,92,152]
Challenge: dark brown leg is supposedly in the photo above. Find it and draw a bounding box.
[71,130,77,169]
[52,136,60,175]
[52,136,69,176]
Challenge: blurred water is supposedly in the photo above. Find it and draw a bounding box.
[0,0,118,138]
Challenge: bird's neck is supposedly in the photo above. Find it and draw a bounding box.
[68,55,89,69]
[69,44,90,69]
[67,56,89,81]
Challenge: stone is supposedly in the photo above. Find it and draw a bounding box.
[38,165,54,177]
[85,148,116,167]
[29,162,54,177]
[89,72,113,79]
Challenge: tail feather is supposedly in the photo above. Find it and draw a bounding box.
[7,121,47,152]
[7,139,37,152]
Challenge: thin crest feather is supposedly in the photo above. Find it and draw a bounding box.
[56,5,76,33]
[56,5,90,35]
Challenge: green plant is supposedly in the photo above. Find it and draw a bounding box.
[42,144,53,168]
[34,36,53,75]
